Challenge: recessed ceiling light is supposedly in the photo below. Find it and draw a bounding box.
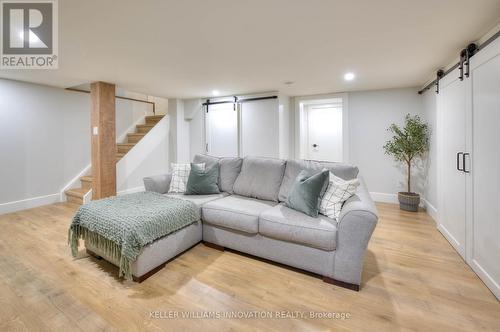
[344,72,355,81]
[212,90,220,96]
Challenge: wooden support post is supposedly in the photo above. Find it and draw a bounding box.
[90,82,116,200]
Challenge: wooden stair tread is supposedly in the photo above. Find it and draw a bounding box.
[116,152,126,161]
[126,133,145,144]
[145,115,164,124]
[117,144,135,153]
[145,115,164,120]
[65,188,90,198]
[80,176,92,182]
[136,124,155,133]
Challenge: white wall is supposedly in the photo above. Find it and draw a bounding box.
[148,96,168,115]
[0,79,153,214]
[184,99,204,161]
[168,99,191,164]
[278,94,292,159]
[348,87,425,201]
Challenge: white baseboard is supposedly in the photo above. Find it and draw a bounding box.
[118,186,145,195]
[370,192,398,204]
[0,193,61,215]
[437,223,465,258]
[471,259,500,300]
[422,198,437,222]
[370,192,438,221]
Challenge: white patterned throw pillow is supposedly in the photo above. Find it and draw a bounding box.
[319,172,360,220]
[168,163,205,193]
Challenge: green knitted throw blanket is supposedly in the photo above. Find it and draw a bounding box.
[68,191,200,280]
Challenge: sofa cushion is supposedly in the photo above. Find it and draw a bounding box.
[202,195,277,234]
[233,156,286,202]
[193,154,219,168]
[165,192,228,208]
[219,157,243,193]
[259,204,337,251]
[278,159,359,202]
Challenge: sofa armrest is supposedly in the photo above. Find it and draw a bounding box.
[333,176,378,285]
[143,173,172,194]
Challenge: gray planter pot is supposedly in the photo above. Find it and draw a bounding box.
[398,192,420,212]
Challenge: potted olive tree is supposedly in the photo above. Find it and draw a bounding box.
[383,114,429,212]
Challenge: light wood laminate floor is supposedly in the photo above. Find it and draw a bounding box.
[0,202,498,331]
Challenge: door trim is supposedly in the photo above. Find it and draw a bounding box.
[294,93,349,162]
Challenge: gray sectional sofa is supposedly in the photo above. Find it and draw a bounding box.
[142,155,378,291]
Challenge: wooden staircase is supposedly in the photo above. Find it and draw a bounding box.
[65,115,164,204]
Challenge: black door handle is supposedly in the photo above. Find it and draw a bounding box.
[463,153,470,173]
[312,144,318,148]
[457,152,464,171]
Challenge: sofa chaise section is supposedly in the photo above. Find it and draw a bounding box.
[86,221,202,282]
[89,171,227,282]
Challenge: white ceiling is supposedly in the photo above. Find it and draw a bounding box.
[1,0,499,98]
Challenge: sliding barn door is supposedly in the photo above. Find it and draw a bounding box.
[469,39,500,299]
[437,73,467,259]
[240,99,279,158]
[205,103,238,157]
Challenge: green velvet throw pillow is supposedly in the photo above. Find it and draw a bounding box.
[285,169,330,217]
[185,163,220,195]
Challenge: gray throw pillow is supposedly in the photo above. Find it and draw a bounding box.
[285,169,329,217]
[185,163,220,195]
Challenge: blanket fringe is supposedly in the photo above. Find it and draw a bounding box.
[68,225,132,280]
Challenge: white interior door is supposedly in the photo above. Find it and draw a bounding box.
[437,73,467,259]
[205,103,238,157]
[470,41,500,299]
[306,104,343,162]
